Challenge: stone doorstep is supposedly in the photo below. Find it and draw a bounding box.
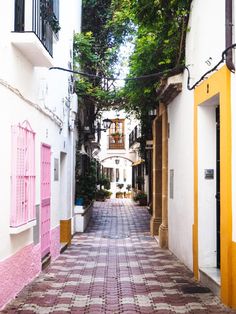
[199,267,221,297]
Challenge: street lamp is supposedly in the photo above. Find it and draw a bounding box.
[94,118,112,132]
[93,118,113,132]
[102,118,113,130]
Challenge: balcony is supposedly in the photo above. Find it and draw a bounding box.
[11,0,57,67]
[108,134,125,150]
[129,125,141,148]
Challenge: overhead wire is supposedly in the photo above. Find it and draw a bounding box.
[49,66,184,81]
[49,44,236,89]
[185,43,236,90]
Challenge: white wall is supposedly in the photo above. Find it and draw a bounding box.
[186,0,225,85]
[0,1,81,260]
[168,74,194,270]
[168,0,226,271]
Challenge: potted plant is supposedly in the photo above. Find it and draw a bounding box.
[126,184,132,191]
[95,189,107,201]
[125,184,132,198]
[133,191,147,206]
[98,175,110,190]
[117,183,124,190]
[75,160,97,206]
[116,191,123,198]
[75,196,84,206]
[111,132,123,142]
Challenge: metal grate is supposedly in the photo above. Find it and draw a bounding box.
[11,121,36,227]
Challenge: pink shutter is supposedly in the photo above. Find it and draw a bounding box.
[11,121,36,227]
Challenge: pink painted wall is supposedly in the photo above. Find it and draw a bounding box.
[0,243,41,310]
[50,225,60,261]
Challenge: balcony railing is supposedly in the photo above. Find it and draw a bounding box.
[14,0,55,58]
[108,135,125,149]
[129,125,141,148]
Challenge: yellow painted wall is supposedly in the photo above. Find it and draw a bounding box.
[232,242,236,308]
[194,65,234,307]
[60,219,72,245]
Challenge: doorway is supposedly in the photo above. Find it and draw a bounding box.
[41,143,51,259]
[198,96,220,276]
[216,106,220,269]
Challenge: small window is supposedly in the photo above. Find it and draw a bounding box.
[14,0,25,32]
[109,119,125,149]
[11,121,36,227]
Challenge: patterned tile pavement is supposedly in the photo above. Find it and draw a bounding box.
[2,199,236,313]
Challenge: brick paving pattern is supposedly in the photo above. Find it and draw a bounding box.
[2,199,235,313]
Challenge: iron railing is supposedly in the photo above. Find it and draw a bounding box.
[14,0,54,57]
[108,135,125,149]
[129,125,141,148]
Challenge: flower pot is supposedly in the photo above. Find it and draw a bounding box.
[139,198,147,206]
[116,192,123,198]
[75,197,84,206]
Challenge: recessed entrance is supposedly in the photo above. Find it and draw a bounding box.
[216,106,220,269]
[198,95,220,287]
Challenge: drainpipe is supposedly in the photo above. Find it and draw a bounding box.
[225,0,235,72]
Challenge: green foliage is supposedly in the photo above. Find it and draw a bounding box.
[133,191,147,202]
[114,0,192,154]
[73,0,132,111]
[76,160,97,203]
[126,184,132,191]
[117,183,124,190]
[98,175,111,190]
[40,0,61,33]
[95,189,112,200]
[74,0,191,139]
[121,0,191,113]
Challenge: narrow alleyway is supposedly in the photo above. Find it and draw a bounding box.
[2,200,235,314]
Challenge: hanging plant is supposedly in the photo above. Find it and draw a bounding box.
[40,0,61,34]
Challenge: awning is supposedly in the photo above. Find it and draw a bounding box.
[132,159,145,166]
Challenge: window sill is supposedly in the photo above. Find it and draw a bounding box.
[10,220,36,234]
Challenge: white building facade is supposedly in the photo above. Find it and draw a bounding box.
[98,110,139,197]
[0,0,81,308]
[151,0,236,308]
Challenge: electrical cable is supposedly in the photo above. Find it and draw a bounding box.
[49,44,236,89]
[185,43,236,90]
[49,66,184,81]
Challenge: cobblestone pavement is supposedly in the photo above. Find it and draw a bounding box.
[2,199,236,313]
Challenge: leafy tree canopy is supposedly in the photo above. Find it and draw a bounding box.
[74,0,191,120]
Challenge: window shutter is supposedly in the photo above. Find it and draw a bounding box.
[11,121,36,227]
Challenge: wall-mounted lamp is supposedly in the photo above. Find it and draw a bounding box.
[102,118,113,130]
[94,118,113,132]
[115,159,120,165]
